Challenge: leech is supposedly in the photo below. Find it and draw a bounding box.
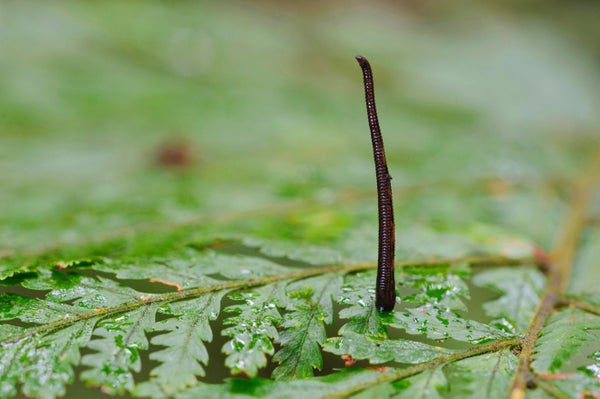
[355,55,396,312]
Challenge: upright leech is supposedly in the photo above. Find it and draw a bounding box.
[355,55,396,312]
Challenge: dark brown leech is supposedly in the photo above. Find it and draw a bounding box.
[355,55,396,312]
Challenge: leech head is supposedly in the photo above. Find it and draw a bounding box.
[355,55,396,313]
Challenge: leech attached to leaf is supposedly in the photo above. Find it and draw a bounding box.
[355,55,396,312]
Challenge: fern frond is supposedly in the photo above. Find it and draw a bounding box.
[336,270,386,337]
[389,306,510,344]
[473,267,545,333]
[81,303,160,394]
[144,292,226,395]
[324,331,452,364]
[272,274,343,379]
[532,307,600,373]
[222,283,285,377]
[443,349,517,398]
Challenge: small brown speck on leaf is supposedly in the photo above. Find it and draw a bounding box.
[155,138,197,169]
[533,246,551,271]
[150,278,183,291]
[366,365,388,372]
[341,354,357,367]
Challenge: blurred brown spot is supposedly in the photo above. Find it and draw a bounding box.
[55,261,68,270]
[341,354,357,367]
[533,246,552,272]
[155,139,197,170]
[366,365,387,372]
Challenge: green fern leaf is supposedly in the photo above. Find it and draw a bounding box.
[399,269,471,312]
[348,382,396,399]
[473,267,545,333]
[272,274,343,380]
[2,3,600,398]
[336,270,386,337]
[389,307,510,344]
[532,307,600,373]
[567,231,600,297]
[0,292,96,399]
[393,368,447,398]
[81,303,160,394]
[442,349,517,398]
[551,372,600,397]
[324,331,452,364]
[222,283,285,377]
[20,321,96,399]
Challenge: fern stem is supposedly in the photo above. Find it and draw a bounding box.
[320,338,521,399]
[1,253,533,345]
[532,375,571,399]
[508,148,600,399]
[558,296,600,316]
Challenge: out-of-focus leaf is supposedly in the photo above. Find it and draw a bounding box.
[568,231,600,297]
[532,307,600,373]
[473,267,545,333]
[442,350,517,398]
[393,368,447,398]
[1,1,600,398]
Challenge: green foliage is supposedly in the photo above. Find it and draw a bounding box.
[136,294,226,396]
[394,369,447,399]
[82,304,160,394]
[532,308,600,373]
[324,332,452,364]
[2,1,600,399]
[272,274,343,380]
[473,267,545,333]
[443,350,517,398]
[222,284,285,378]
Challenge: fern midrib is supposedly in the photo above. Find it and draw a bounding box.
[1,254,529,345]
[560,297,600,316]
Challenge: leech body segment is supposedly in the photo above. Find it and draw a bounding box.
[355,55,396,312]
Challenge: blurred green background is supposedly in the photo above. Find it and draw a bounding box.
[2,1,600,397]
[1,0,600,256]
